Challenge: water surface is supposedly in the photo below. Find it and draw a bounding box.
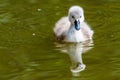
[0,0,120,80]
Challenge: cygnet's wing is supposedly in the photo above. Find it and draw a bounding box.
[54,17,70,41]
[81,22,94,40]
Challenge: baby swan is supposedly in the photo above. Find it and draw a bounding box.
[54,6,94,43]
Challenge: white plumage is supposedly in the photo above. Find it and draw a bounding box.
[54,6,94,43]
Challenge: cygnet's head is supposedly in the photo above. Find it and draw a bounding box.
[68,6,84,30]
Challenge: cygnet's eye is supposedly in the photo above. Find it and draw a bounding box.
[80,16,82,18]
[72,16,74,18]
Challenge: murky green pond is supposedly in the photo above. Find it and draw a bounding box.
[0,0,120,80]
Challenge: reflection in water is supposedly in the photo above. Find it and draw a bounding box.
[55,40,93,76]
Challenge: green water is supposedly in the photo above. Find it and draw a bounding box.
[0,0,120,80]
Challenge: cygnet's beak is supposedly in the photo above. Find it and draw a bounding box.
[74,19,80,30]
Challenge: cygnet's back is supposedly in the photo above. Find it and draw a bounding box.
[54,17,70,41]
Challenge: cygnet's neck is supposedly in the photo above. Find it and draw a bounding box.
[64,21,87,42]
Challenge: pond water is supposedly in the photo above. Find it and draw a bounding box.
[0,0,120,80]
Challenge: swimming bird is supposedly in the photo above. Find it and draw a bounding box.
[54,6,94,43]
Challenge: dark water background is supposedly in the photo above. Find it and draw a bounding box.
[0,0,120,80]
